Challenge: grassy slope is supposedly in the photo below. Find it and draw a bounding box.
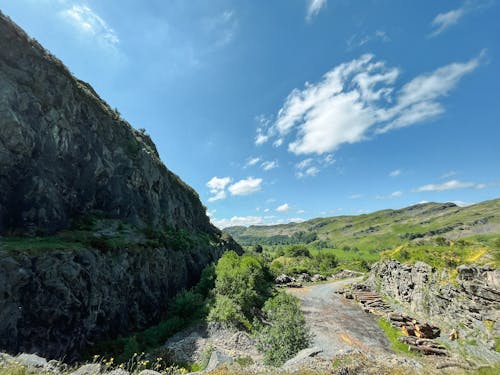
[225,199,500,269]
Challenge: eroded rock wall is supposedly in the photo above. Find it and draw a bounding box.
[0,11,210,235]
[366,260,500,340]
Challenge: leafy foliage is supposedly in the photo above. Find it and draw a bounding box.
[256,293,311,366]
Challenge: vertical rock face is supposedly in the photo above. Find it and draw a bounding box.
[366,260,500,345]
[0,11,210,235]
[0,12,242,359]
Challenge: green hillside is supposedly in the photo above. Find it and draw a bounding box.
[224,199,500,270]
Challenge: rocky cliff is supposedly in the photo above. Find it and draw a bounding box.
[0,12,241,359]
[0,11,210,235]
[366,260,500,359]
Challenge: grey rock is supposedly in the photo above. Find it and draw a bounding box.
[275,274,295,284]
[137,370,161,375]
[311,274,327,282]
[204,350,234,372]
[15,353,47,368]
[296,273,311,282]
[106,371,129,375]
[282,347,322,368]
[69,363,101,375]
[0,12,242,360]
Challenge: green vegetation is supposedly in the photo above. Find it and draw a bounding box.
[256,293,311,366]
[225,199,500,272]
[376,318,416,355]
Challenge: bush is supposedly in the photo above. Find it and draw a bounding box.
[168,290,205,320]
[194,264,216,298]
[211,251,271,319]
[257,293,311,366]
[286,245,311,258]
[208,295,251,330]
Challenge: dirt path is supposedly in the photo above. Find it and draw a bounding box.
[288,278,392,358]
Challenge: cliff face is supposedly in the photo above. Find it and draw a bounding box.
[0,11,209,235]
[366,260,500,357]
[0,12,241,359]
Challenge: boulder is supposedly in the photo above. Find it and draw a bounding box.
[275,274,295,284]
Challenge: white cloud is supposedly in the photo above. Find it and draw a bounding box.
[297,209,305,214]
[288,217,306,223]
[206,176,232,201]
[376,191,403,200]
[260,52,483,155]
[276,203,290,212]
[389,169,401,177]
[207,176,232,191]
[347,30,390,50]
[255,133,269,145]
[212,215,266,228]
[414,179,484,192]
[264,208,270,213]
[441,170,457,179]
[228,177,263,196]
[245,157,261,168]
[306,0,327,21]
[349,194,363,199]
[60,5,119,47]
[261,160,279,171]
[430,7,467,37]
[429,1,492,37]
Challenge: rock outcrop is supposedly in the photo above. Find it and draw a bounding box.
[366,260,500,351]
[0,12,241,359]
[0,11,210,235]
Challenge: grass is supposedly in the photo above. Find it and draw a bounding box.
[377,318,418,356]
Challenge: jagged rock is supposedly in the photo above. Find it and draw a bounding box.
[107,370,129,375]
[275,274,295,284]
[311,274,327,282]
[366,260,500,349]
[69,364,101,375]
[0,12,241,360]
[204,350,234,373]
[137,371,161,375]
[296,273,312,283]
[282,347,322,369]
[15,353,47,368]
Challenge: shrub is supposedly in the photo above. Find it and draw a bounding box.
[194,264,216,298]
[286,245,311,258]
[257,293,311,366]
[212,251,271,319]
[208,295,251,330]
[168,291,205,320]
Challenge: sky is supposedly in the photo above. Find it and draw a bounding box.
[2,0,500,228]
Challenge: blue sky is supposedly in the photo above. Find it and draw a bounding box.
[3,0,499,228]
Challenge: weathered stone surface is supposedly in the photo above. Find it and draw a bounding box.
[0,12,242,360]
[69,363,101,375]
[0,11,212,236]
[282,347,322,369]
[366,260,500,342]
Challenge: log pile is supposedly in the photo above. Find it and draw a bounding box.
[398,336,448,356]
[388,313,441,339]
[337,284,448,356]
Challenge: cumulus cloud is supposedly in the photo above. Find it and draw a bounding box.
[306,0,327,21]
[261,160,279,171]
[258,52,483,155]
[210,215,304,229]
[349,194,363,199]
[276,203,290,212]
[206,176,232,202]
[414,179,485,192]
[60,4,119,47]
[389,169,401,177]
[228,177,263,196]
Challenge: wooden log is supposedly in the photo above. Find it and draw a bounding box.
[408,345,448,356]
[402,325,416,336]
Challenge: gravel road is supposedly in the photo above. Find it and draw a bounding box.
[288,278,392,358]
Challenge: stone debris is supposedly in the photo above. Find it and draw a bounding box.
[331,270,363,280]
[337,284,448,356]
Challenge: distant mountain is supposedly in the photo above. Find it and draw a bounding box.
[224,199,500,251]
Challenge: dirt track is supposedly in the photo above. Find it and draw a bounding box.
[288,278,392,358]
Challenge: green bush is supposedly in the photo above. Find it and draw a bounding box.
[211,251,271,320]
[208,295,251,330]
[194,264,216,298]
[168,291,205,320]
[286,245,311,258]
[257,293,311,366]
